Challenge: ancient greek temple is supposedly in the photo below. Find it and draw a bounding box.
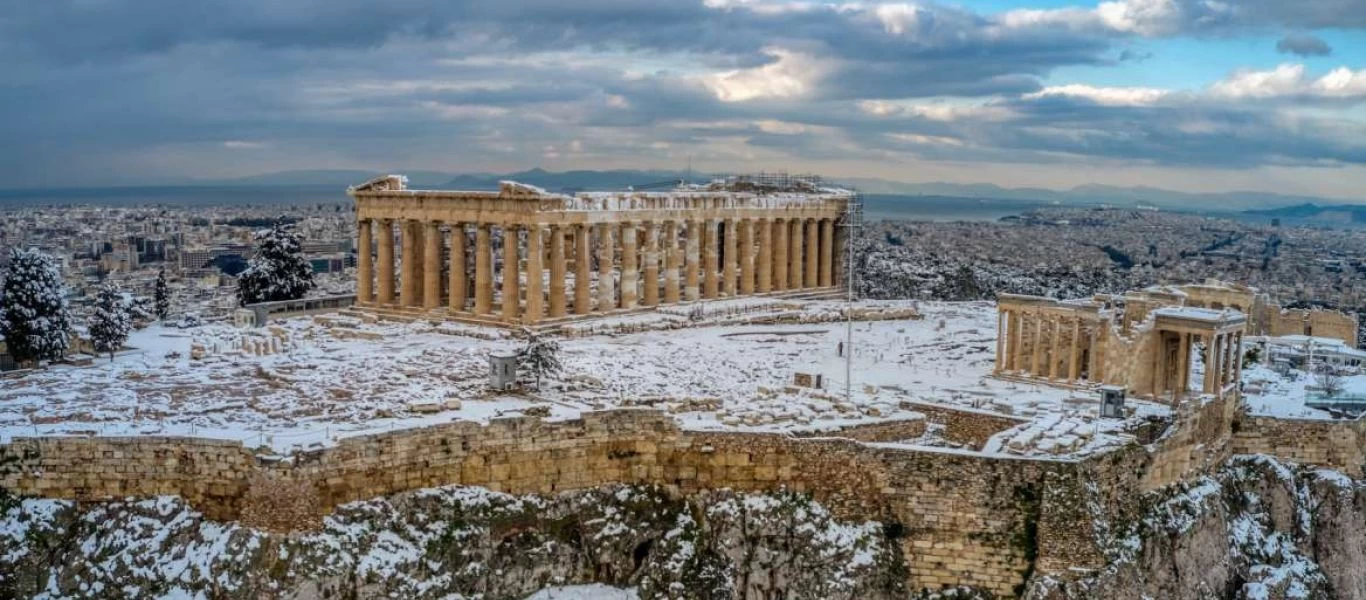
[348,174,853,325]
[995,292,1247,403]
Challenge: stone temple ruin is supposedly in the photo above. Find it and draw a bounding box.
[994,279,1358,403]
[348,174,854,325]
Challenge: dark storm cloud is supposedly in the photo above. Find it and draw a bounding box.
[0,0,1362,186]
[1276,33,1333,57]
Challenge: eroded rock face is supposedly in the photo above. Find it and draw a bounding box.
[0,485,905,600]
[1027,455,1365,600]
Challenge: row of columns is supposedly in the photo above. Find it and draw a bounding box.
[995,308,1098,384]
[356,216,840,323]
[1201,330,1242,398]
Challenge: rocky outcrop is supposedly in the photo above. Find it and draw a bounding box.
[1026,455,1365,600]
[0,484,905,600]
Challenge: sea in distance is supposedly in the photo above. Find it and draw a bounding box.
[1,185,1055,223]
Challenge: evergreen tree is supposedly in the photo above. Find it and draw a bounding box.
[237,222,315,306]
[154,268,170,320]
[517,330,563,390]
[89,284,131,361]
[0,248,71,364]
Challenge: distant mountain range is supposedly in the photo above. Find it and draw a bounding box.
[1243,203,1366,224]
[192,168,1364,213]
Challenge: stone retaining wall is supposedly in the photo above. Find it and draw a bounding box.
[1233,413,1366,477]
[0,404,1222,598]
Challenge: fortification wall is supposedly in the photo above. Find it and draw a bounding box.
[0,401,1229,598]
[1265,308,1359,346]
[1233,414,1366,477]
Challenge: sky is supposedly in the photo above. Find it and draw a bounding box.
[2,0,1366,198]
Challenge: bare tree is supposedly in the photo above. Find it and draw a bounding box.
[1316,365,1344,398]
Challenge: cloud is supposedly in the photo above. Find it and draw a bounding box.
[1002,0,1366,38]
[0,0,1362,194]
[1276,33,1332,57]
[1209,64,1366,102]
[701,48,827,102]
[1023,84,1170,106]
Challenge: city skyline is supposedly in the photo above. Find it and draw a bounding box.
[3,0,1365,199]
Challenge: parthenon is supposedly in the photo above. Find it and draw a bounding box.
[348,174,853,325]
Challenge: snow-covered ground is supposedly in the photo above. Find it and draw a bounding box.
[523,585,638,600]
[0,300,1167,458]
[1241,362,1366,420]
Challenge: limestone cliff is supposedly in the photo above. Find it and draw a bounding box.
[1027,455,1365,600]
[0,484,906,600]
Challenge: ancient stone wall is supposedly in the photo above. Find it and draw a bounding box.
[1141,395,1238,490]
[903,401,1028,448]
[0,405,1233,598]
[1233,414,1366,477]
[1265,307,1359,346]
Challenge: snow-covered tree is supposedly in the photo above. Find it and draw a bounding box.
[89,284,130,361]
[517,330,563,390]
[0,248,71,365]
[154,268,170,320]
[237,222,314,306]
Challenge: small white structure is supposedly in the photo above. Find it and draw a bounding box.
[1255,335,1366,370]
[1099,385,1126,419]
[489,352,519,390]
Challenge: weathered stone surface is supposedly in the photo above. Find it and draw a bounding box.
[0,484,904,600]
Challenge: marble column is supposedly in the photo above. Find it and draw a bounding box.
[621,222,638,309]
[1069,318,1082,381]
[832,222,846,289]
[525,225,544,322]
[819,219,834,287]
[721,219,737,296]
[702,219,719,299]
[357,219,373,302]
[663,221,681,304]
[804,219,819,289]
[1228,333,1239,389]
[596,222,615,311]
[788,218,803,289]
[1011,311,1026,372]
[773,219,788,292]
[549,225,567,318]
[999,310,1010,371]
[643,221,660,307]
[1031,315,1044,376]
[1049,318,1062,380]
[757,218,773,293]
[423,221,441,309]
[1204,334,1218,394]
[738,219,755,296]
[401,220,418,307]
[377,219,394,304]
[448,224,466,312]
[411,221,426,307]
[574,224,592,315]
[475,224,493,314]
[1176,332,1190,397]
[502,225,520,321]
[685,220,701,301]
[1232,332,1244,390]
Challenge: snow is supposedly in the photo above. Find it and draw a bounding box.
[523,584,639,600]
[1151,306,1239,322]
[0,300,1164,458]
[1241,362,1366,420]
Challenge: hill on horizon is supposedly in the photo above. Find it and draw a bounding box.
[9,168,1362,213]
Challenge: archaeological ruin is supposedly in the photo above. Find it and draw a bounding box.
[348,174,854,325]
[994,279,1359,402]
